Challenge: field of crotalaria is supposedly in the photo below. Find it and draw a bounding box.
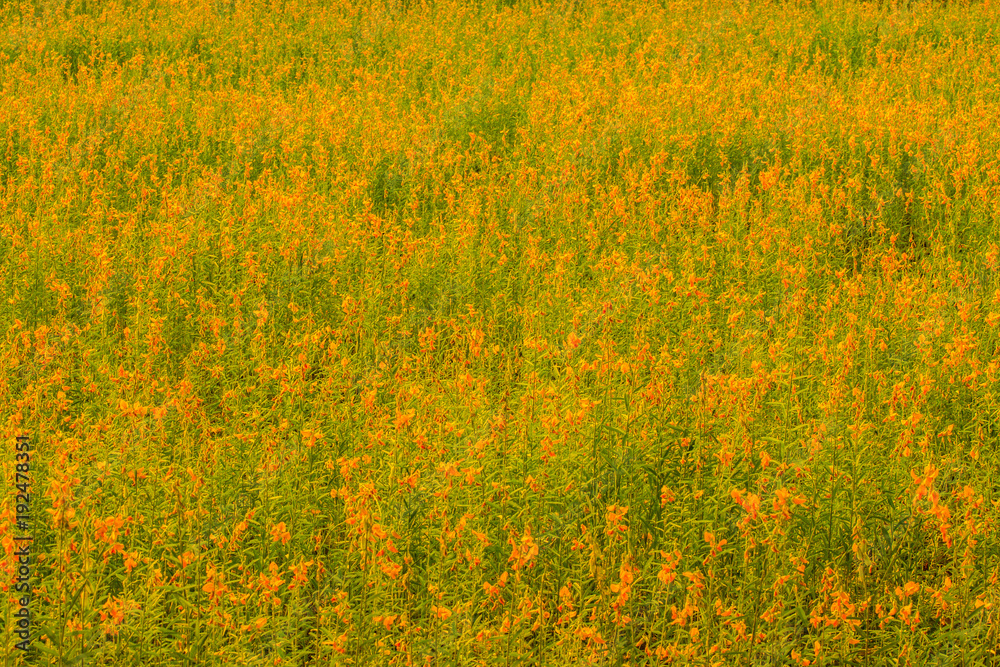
[3,0,1000,663]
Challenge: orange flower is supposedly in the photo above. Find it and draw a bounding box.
[896,581,920,599]
[287,560,314,590]
[508,527,538,571]
[760,450,772,469]
[431,605,452,621]
[123,551,139,574]
[394,408,416,430]
[380,559,402,580]
[658,550,681,586]
[270,521,291,545]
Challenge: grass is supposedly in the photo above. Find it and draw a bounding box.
[1,0,1000,664]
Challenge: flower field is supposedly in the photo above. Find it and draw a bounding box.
[3,0,1000,663]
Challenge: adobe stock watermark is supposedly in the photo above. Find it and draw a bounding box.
[13,434,32,651]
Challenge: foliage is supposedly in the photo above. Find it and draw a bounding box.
[2,0,1000,664]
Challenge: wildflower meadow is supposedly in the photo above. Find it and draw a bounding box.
[2,0,1000,664]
